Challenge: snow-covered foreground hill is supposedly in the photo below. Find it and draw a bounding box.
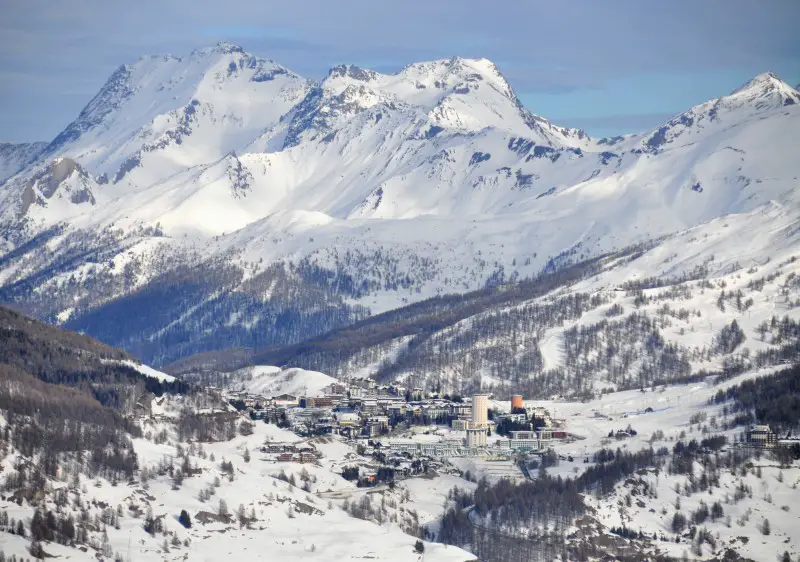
[0,42,798,370]
[505,367,800,561]
[0,414,474,562]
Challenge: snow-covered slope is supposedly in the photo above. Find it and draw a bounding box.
[229,366,338,397]
[0,141,46,183]
[0,42,798,368]
[0,403,475,562]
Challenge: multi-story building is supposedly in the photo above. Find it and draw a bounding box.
[273,394,299,406]
[466,427,487,448]
[748,425,777,448]
[450,403,472,419]
[388,440,462,457]
[508,438,539,451]
[367,415,390,429]
[299,396,335,409]
[471,394,489,428]
[362,397,379,414]
[423,405,450,421]
[510,430,537,440]
[387,403,407,418]
[497,412,527,424]
[327,383,347,395]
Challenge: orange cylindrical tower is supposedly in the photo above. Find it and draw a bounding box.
[511,395,523,410]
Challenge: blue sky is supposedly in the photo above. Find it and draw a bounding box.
[1,0,798,141]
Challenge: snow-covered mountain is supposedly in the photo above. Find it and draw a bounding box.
[0,42,798,369]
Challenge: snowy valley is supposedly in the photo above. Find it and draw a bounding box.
[1,306,800,562]
[1,39,800,562]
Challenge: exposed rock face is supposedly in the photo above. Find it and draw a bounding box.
[18,157,96,216]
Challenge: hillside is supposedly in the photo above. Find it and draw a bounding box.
[437,365,800,561]
[0,308,476,562]
[0,305,187,406]
[218,204,800,399]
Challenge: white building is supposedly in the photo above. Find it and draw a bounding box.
[471,394,489,428]
[466,427,487,448]
[508,438,539,451]
[388,440,462,457]
[510,430,536,440]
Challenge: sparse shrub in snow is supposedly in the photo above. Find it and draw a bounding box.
[239,421,254,436]
[178,510,191,528]
[172,468,183,489]
[710,501,724,521]
[671,511,687,533]
[691,501,709,525]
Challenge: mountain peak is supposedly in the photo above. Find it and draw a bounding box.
[326,64,379,82]
[729,71,795,97]
[190,41,248,58]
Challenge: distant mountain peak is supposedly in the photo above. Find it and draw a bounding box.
[327,64,380,82]
[643,70,799,152]
[730,71,795,97]
[725,71,799,111]
[191,41,248,57]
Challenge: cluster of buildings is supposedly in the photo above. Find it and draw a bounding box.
[228,381,486,438]
[229,381,568,460]
[260,442,320,463]
[387,393,567,458]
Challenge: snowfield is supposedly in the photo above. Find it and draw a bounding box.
[0,414,475,562]
[120,360,177,383]
[228,366,338,398]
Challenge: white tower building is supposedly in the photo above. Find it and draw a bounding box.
[466,427,487,448]
[471,394,489,428]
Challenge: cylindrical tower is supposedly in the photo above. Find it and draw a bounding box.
[466,427,487,448]
[472,394,488,427]
[511,395,523,410]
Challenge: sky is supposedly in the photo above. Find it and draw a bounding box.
[1,0,799,142]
